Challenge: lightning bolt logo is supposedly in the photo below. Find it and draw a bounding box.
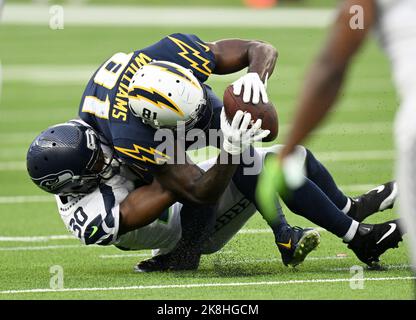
[128,86,184,117]
[168,36,212,77]
[148,61,201,89]
[196,41,210,53]
[115,144,171,165]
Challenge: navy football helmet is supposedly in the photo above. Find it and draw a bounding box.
[26,121,114,195]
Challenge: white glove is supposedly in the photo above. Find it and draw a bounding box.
[232,72,268,104]
[221,109,270,155]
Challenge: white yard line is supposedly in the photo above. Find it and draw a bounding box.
[0,244,84,251]
[2,65,96,84]
[0,229,282,243]
[99,253,151,259]
[0,235,73,242]
[237,227,328,235]
[1,276,414,295]
[2,65,393,90]
[1,228,332,245]
[0,161,27,171]
[218,255,349,265]
[0,195,54,204]
[0,184,386,206]
[2,4,335,28]
[0,148,395,172]
[326,264,413,272]
[316,150,395,162]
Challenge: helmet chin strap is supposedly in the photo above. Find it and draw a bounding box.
[100,153,120,180]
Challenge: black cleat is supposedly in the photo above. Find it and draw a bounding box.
[347,219,403,267]
[347,181,398,222]
[134,240,201,273]
[134,252,200,272]
[276,226,320,267]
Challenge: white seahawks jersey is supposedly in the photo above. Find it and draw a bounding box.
[55,146,282,254]
[375,0,416,99]
[56,174,181,250]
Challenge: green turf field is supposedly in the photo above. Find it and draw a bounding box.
[0,17,413,300]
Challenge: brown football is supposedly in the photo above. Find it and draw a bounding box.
[223,84,278,142]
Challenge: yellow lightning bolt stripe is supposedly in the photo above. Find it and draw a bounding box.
[196,41,210,53]
[168,36,212,77]
[147,64,201,90]
[114,144,170,165]
[128,85,185,117]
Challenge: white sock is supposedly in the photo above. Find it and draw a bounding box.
[342,220,360,242]
[341,198,352,214]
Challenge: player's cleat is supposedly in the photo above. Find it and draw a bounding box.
[134,240,201,272]
[276,226,320,267]
[347,181,398,222]
[134,251,200,272]
[346,219,403,267]
[134,253,200,273]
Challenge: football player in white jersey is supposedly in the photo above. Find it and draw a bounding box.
[26,118,402,272]
[27,118,319,271]
[258,0,415,277]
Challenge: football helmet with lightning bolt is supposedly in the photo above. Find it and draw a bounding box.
[128,61,207,130]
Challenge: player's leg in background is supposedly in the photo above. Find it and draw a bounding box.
[304,147,397,222]
[395,93,416,278]
[303,148,350,211]
[257,145,358,240]
[257,146,403,266]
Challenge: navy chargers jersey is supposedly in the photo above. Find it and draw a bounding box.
[78,33,223,183]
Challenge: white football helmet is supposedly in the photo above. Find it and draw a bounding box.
[128,61,207,130]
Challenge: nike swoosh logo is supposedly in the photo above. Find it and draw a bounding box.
[376,223,397,244]
[368,185,385,194]
[361,227,371,233]
[277,238,292,249]
[89,226,99,238]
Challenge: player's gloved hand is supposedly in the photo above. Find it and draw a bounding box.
[220,109,270,155]
[232,72,268,104]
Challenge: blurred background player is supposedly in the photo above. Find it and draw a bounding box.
[258,0,415,275]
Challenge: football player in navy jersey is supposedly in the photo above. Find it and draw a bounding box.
[26,33,402,271]
[76,33,326,269]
